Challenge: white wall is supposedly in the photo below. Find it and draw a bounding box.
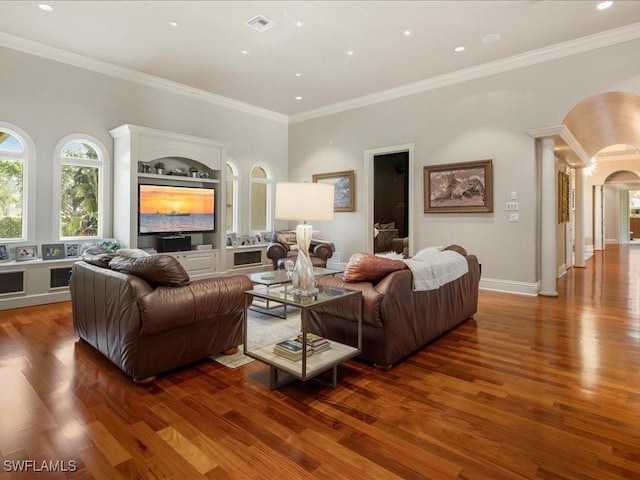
[289,39,640,289]
[0,46,288,248]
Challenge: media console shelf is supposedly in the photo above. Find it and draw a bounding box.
[110,124,229,275]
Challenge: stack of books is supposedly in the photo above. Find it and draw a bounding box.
[296,332,331,354]
[273,339,313,361]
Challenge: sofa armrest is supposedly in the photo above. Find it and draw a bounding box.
[266,242,289,269]
[137,274,253,335]
[311,241,335,262]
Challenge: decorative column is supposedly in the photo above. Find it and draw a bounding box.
[593,185,604,250]
[574,168,586,267]
[540,137,558,296]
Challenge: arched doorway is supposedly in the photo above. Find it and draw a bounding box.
[562,92,640,252]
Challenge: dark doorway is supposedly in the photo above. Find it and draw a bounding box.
[373,152,409,252]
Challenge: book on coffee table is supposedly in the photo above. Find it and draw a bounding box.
[273,339,313,361]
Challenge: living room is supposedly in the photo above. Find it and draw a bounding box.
[2,1,640,478]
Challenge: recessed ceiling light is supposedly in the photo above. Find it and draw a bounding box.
[347,50,355,56]
[403,30,412,36]
[38,3,53,11]
[295,21,304,27]
[597,1,613,10]
[481,33,501,44]
[241,50,249,55]
[295,73,302,77]
[169,21,180,27]
[295,96,302,100]
[454,46,465,53]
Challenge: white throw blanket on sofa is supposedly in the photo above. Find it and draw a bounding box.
[402,247,469,291]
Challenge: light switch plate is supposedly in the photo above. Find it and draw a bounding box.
[509,213,519,222]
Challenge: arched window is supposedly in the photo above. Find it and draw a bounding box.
[54,135,110,240]
[250,165,273,232]
[0,123,35,243]
[226,160,239,234]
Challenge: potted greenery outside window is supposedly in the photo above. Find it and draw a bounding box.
[154,161,165,175]
[189,166,199,178]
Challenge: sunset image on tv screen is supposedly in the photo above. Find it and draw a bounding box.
[139,185,215,234]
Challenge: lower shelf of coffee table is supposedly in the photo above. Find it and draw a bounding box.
[245,341,359,381]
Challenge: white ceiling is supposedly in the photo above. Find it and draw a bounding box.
[1,1,640,120]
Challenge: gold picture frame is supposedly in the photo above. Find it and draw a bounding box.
[312,170,355,212]
[558,171,570,223]
[424,159,493,213]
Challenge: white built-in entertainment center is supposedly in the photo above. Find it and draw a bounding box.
[110,124,227,279]
[0,124,272,309]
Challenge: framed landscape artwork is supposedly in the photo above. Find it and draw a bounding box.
[424,159,493,213]
[312,170,355,212]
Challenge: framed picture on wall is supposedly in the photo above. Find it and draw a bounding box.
[424,159,493,213]
[312,170,355,212]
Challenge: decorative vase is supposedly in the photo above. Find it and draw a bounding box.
[155,168,164,175]
[291,224,318,297]
[191,172,198,178]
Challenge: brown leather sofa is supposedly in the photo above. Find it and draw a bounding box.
[306,245,480,369]
[266,231,335,269]
[70,251,253,382]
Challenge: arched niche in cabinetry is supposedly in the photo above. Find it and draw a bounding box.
[109,125,229,271]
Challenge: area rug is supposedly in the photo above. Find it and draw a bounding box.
[210,308,300,368]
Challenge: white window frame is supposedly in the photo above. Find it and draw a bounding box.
[249,164,274,233]
[53,134,111,241]
[0,122,36,244]
[226,159,239,234]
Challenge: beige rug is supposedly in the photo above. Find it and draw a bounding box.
[210,308,300,368]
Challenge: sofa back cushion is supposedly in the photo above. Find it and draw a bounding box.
[344,252,407,283]
[82,246,117,268]
[109,255,190,287]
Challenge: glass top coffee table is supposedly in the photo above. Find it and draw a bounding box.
[248,267,344,318]
[243,284,362,389]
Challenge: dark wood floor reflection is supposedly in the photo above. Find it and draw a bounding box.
[2,245,640,479]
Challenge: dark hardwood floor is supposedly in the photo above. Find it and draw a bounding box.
[2,245,640,479]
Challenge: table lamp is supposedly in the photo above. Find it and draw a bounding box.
[275,182,335,296]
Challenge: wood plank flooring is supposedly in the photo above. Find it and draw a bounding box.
[1,245,640,479]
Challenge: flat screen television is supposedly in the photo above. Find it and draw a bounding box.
[138,184,215,235]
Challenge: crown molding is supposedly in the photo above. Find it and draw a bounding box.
[2,21,639,126]
[289,22,640,124]
[0,32,288,124]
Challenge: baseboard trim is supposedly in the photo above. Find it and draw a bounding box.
[0,291,71,310]
[479,277,539,296]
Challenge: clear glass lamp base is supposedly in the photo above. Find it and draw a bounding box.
[291,224,318,297]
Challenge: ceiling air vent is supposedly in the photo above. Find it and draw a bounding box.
[245,15,275,32]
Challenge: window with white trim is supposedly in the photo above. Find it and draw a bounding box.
[0,126,30,242]
[54,136,109,240]
[226,160,238,233]
[250,165,273,232]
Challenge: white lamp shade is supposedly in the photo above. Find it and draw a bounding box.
[275,182,335,221]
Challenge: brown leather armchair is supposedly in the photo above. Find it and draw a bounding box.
[70,252,253,382]
[266,231,335,270]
